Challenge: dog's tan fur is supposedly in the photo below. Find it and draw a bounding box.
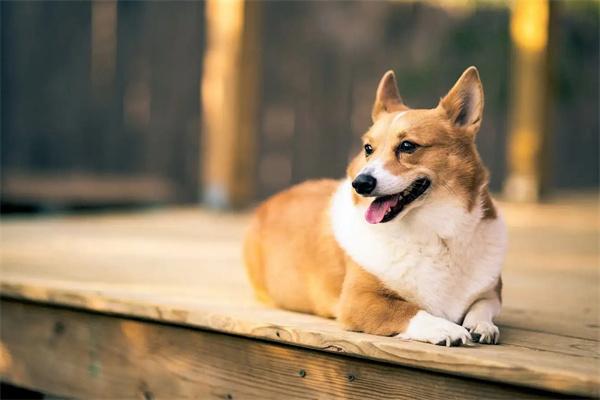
[244,179,345,318]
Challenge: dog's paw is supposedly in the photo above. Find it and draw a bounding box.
[396,311,471,347]
[463,321,499,344]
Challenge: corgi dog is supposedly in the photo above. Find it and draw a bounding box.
[244,67,506,346]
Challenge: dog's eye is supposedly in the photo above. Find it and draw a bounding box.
[364,144,374,156]
[398,141,419,154]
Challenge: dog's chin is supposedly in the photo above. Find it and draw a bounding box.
[364,178,431,224]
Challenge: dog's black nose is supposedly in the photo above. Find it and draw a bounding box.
[352,174,377,195]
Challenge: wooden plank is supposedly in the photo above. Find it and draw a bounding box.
[0,201,598,396]
[0,204,596,336]
[0,300,570,400]
[1,278,598,398]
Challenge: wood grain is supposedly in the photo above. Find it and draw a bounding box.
[0,200,598,397]
[0,300,571,400]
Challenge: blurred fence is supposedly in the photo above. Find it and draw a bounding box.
[1,0,598,211]
[1,1,204,206]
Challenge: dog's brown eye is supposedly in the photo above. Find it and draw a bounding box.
[398,141,419,154]
[364,144,374,156]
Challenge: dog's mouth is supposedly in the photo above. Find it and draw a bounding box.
[365,178,431,224]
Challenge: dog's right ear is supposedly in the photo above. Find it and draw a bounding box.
[372,70,406,121]
[439,66,484,135]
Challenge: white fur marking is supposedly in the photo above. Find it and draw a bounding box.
[330,180,507,323]
[396,310,471,346]
[391,111,407,125]
[462,296,501,344]
[360,159,408,196]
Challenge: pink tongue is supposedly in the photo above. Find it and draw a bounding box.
[365,196,398,224]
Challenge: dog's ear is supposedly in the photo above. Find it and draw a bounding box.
[372,70,406,121]
[439,66,484,135]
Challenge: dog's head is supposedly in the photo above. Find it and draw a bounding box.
[348,66,488,224]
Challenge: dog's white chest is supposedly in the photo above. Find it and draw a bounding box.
[330,181,505,323]
[364,235,482,322]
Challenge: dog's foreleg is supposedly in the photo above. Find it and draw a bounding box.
[462,277,502,344]
[338,261,471,346]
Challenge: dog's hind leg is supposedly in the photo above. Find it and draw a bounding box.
[243,215,274,305]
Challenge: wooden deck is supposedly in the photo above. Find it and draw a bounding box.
[0,198,598,398]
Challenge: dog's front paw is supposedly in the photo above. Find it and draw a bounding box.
[463,321,499,344]
[396,311,471,347]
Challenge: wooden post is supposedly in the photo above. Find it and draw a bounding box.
[200,0,261,209]
[90,0,117,98]
[504,0,550,202]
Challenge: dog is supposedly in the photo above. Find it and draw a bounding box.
[244,67,506,346]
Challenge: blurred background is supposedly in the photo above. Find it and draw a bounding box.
[0,3,598,397]
[1,0,598,213]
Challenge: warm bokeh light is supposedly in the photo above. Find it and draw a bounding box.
[201,0,246,207]
[510,0,549,53]
[0,342,13,374]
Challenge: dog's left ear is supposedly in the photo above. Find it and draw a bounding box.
[439,66,484,135]
[372,70,407,121]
